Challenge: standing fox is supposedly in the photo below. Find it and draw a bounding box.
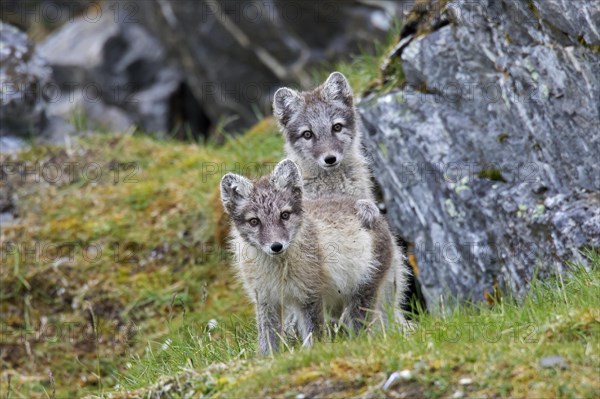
[272,72,411,319]
[221,159,406,354]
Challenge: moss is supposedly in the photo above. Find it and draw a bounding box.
[478,169,507,182]
[0,119,283,398]
[577,35,600,53]
[377,142,389,159]
[528,0,541,20]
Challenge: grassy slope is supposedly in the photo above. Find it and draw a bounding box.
[115,254,600,399]
[1,22,398,398]
[0,121,284,398]
[3,21,598,399]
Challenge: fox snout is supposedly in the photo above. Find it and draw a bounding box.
[321,153,342,168]
[266,241,289,255]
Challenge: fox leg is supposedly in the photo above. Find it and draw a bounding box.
[341,283,379,333]
[296,298,323,348]
[256,300,282,355]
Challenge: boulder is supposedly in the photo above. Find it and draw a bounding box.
[37,7,187,135]
[133,0,414,133]
[0,22,51,139]
[359,0,600,304]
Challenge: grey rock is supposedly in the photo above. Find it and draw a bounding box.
[360,0,600,304]
[0,22,52,138]
[540,355,568,369]
[37,6,183,135]
[0,136,28,153]
[133,0,414,133]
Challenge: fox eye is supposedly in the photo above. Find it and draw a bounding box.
[332,123,343,132]
[302,130,313,140]
[248,218,260,227]
[281,211,290,220]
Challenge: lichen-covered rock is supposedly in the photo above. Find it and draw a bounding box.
[0,22,52,138]
[360,0,600,304]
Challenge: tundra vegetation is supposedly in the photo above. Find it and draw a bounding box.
[1,24,598,399]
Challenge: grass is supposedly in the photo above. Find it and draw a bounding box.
[0,120,283,398]
[1,23,410,398]
[312,20,405,96]
[107,250,600,399]
[3,19,598,399]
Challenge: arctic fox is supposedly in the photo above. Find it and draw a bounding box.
[272,72,413,314]
[220,159,406,354]
[273,72,374,201]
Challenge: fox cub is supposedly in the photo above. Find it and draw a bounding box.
[273,71,409,316]
[221,159,405,354]
[273,72,374,202]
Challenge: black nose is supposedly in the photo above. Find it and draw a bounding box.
[324,155,337,165]
[270,242,283,253]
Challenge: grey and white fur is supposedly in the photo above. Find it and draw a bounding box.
[221,159,405,354]
[273,72,375,202]
[272,72,408,323]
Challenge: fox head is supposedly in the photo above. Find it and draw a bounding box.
[273,72,358,170]
[220,159,304,256]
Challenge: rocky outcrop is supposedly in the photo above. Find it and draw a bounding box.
[133,0,413,133]
[37,9,186,135]
[9,0,413,140]
[360,0,600,305]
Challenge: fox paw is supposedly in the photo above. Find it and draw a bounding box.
[355,199,380,229]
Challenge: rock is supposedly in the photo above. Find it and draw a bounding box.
[133,0,414,133]
[382,369,413,391]
[0,136,27,153]
[399,369,413,380]
[0,22,52,138]
[37,5,186,136]
[382,372,401,391]
[359,0,600,304]
[540,355,568,369]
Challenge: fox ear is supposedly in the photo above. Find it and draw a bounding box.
[271,159,302,193]
[273,87,302,128]
[220,173,253,214]
[323,72,353,106]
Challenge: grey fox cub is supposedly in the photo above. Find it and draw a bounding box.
[220,159,406,354]
[273,72,374,201]
[273,72,411,316]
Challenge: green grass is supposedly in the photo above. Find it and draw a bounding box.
[113,251,600,398]
[312,20,405,95]
[0,120,283,398]
[0,22,411,398]
[2,20,597,399]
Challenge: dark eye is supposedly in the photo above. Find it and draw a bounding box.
[332,123,343,132]
[248,218,260,227]
[281,211,290,220]
[302,130,313,140]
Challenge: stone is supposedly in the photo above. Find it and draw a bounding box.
[540,355,568,369]
[0,22,52,138]
[359,0,600,305]
[37,6,185,135]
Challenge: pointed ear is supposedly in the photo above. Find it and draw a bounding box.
[271,159,302,193]
[323,72,353,106]
[220,173,253,214]
[273,87,303,127]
